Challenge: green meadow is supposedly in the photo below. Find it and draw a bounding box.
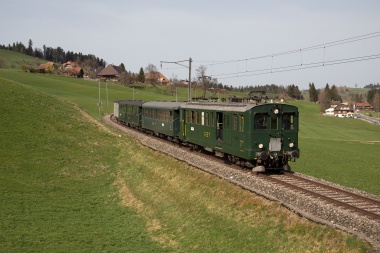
[0,75,371,252]
[1,67,379,195]
[0,49,378,251]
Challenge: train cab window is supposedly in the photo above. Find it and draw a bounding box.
[254,113,267,130]
[282,113,294,130]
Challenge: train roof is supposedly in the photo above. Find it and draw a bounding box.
[180,102,257,112]
[114,100,144,106]
[142,101,185,110]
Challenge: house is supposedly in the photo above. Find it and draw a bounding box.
[36,62,56,73]
[97,64,123,81]
[325,108,335,116]
[145,72,170,85]
[334,104,354,117]
[355,102,374,111]
[62,61,84,78]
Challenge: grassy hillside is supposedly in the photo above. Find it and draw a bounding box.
[0,49,45,69]
[1,68,379,195]
[0,73,371,252]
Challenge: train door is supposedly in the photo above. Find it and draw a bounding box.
[216,112,231,145]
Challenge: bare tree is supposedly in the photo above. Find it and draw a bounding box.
[196,65,212,98]
[145,63,158,86]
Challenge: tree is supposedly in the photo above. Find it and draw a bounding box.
[119,63,126,72]
[308,82,318,102]
[318,89,330,112]
[196,65,211,98]
[354,94,363,103]
[27,39,33,56]
[287,84,302,99]
[373,93,380,112]
[137,67,145,83]
[330,85,340,101]
[145,64,158,86]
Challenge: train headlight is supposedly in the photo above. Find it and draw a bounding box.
[289,142,294,148]
[258,143,264,149]
[274,108,279,114]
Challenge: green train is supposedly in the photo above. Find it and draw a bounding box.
[113,100,300,172]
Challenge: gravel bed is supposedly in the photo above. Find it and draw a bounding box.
[104,115,380,249]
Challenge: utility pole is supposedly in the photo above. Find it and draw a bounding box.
[160,58,192,101]
[188,58,192,102]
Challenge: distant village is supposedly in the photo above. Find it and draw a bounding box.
[1,40,379,117]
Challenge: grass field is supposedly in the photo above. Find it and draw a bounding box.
[290,101,380,195]
[0,77,372,252]
[1,67,379,195]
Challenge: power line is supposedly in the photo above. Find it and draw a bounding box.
[196,31,380,67]
[214,53,380,79]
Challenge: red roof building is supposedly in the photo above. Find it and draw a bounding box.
[145,72,170,85]
[355,102,374,111]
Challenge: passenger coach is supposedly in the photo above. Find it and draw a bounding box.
[179,102,299,171]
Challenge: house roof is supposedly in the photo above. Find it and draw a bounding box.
[98,64,123,76]
[145,72,169,82]
[63,61,79,68]
[335,104,353,111]
[355,102,373,107]
[37,61,54,70]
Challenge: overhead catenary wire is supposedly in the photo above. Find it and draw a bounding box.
[189,31,380,80]
[215,53,380,79]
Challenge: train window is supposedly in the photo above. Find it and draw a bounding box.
[233,114,238,131]
[205,112,209,126]
[186,110,191,123]
[254,113,267,130]
[271,116,278,130]
[210,112,214,127]
[197,111,201,125]
[191,111,195,124]
[225,115,230,129]
[282,113,294,130]
[240,115,244,132]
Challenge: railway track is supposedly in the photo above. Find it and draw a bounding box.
[105,114,380,247]
[260,173,380,221]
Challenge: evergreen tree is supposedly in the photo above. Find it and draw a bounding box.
[308,82,318,102]
[119,63,126,72]
[27,39,33,56]
[137,67,145,83]
[330,85,340,101]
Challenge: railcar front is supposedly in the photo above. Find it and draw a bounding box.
[249,103,300,172]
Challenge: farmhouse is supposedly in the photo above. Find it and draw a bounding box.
[62,61,84,78]
[334,104,354,117]
[325,107,335,116]
[145,72,170,85]
[355,102,374,111]
[36,62,56,73]
[97,64,123,81]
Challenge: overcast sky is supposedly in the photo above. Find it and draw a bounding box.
[1,0,379,89]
